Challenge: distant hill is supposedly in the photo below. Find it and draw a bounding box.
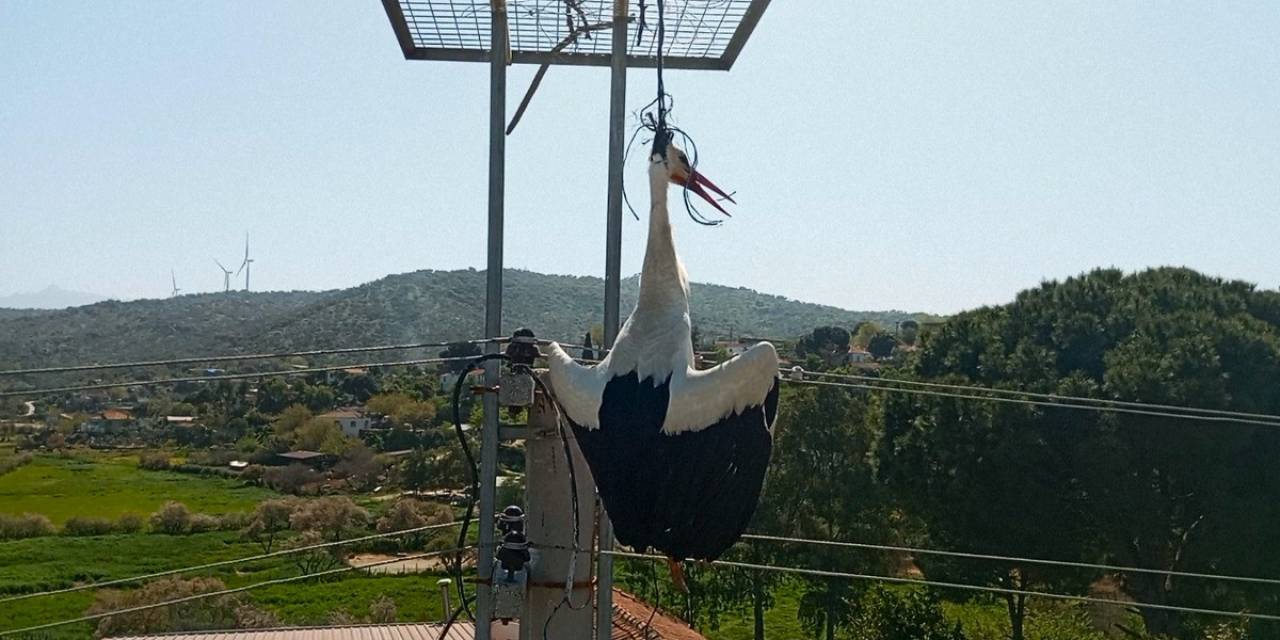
[0,269,932,370]
[0,285,106,310]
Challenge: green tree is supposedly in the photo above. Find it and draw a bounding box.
[865,332,897,360]
[883,267,1280,639]
[795,326,852,365]
[848,587,966,640]
[242,499,296,553]
[762,384,896,640]
[273,405,313,440]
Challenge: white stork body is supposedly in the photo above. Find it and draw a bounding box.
[547,144,780,566]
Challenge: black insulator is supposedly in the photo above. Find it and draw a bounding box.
[505,328,539,367]
[497,504,525,536]
[497,531,531,577]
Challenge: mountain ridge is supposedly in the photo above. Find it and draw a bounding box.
[0,285,106,310]
[0,268,932,369]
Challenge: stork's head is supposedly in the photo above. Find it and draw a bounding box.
[650,131,735,215]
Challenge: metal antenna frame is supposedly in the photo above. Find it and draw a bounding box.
[379,2,771,638]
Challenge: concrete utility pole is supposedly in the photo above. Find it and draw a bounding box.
[521,374,596,639]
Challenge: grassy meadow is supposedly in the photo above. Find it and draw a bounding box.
[0,451,456,639]
[0,452,273,524]
[0,451,1120,640]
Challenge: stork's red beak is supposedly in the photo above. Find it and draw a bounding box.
[683,170,736,216]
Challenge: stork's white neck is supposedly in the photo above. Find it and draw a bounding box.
[639,161,689,311]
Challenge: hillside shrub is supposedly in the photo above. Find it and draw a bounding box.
[217,511,250,531]
[151,501,192,535]
[0,513,55,539]
[115,512,146,533]
[188,513,222,534]
[0,452,33,476]
[263,464,323,496]
[138,452,171,470]
[240,464,265,485]
[90,576,278,637]
[63,516,115,536]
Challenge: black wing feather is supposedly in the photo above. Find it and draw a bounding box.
[571,372,779,561]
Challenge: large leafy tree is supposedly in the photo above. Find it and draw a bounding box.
[759,384,896,640]
[876,268,1280,639]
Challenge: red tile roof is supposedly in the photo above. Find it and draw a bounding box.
[107,590,705,640]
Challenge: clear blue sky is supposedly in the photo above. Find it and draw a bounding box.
[2,2,1277,314]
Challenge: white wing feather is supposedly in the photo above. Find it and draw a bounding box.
[663,342,779,434]
[545,342,607,429]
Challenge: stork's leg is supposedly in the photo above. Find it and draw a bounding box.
[667,556,688,593]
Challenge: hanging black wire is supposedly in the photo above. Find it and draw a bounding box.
[620,0,735,227]
[442,352,510,628]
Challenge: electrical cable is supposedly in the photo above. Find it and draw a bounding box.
[448,352,512,622]
[0,339,500,378]
[0,547,470,637]
[741,533,1280,589]
[797,369,1280,425]
[0,356,476,399]
[604,551,1280,624]
[783,378,1280,428]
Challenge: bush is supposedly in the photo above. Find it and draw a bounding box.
[186,449,237,467]
[0,452,34,476]
[115,512,146,533]
[151,501,192,535]
[376,498,454,550]
[63,516,115,536]
[218,511,250,531]
[0,513,55,539]
[290,496,369,541]
[90,576,278,637]
[138,452,171,471]
[849,586,967,640]
[240,464,265,484]
[368,595,397,623]
[263,464,323,496]
[188,513,222,533]
[243,499,297,553]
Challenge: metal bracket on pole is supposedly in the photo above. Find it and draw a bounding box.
[596,0,628,637]
[477,2,509,638]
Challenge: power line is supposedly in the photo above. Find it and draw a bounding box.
[0,356,476,399]
[0,547,470,637]
[0,521,463,604]
[742,534,1280,589]
[606,551,1280,623]
[797,369,1280,425]
[784,378,1280,428]
[0,337,594,380]
[0,339,501,378]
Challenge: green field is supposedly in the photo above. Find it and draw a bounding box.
[0,453,273,524]
[0,530,455,638]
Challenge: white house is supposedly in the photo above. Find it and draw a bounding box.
[319,406,372,438]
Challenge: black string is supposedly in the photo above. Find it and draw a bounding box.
[619,0,733,227]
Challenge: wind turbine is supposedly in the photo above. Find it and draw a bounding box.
[170,269,182,298]
[214,259,233,293]
[236,233,254,291]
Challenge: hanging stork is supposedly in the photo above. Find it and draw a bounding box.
[546,133,780,589]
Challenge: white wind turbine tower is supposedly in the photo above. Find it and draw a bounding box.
[170,269,182,298]
[214,259,233,293]
[236,233,254,291]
